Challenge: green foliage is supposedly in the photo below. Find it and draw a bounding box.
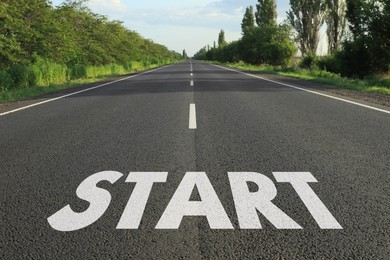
[0,0,180,67]
[209,61,390,95]
[0,0,180,99]
[182,50,188,59]
[69,64,87,80]
[241,6,255,32]
[8,64,36,89]
[218,30,226,46]
[0,60,168,103]
[299,52,319,69]
[213,41,240,63]
[0,70,13,91]
[239,25,297,66]
[31,56,68,86]
[195,22,296,67]
[0,1,28,66]
[85,64,126,78]
[337,39,372,79]
[344,0,390,77]
[255,0,277,26]
[316,53,342,74]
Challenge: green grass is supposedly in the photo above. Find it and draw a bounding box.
[209,61,390,95]
[0,63,163,104]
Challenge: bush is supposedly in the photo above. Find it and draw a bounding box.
[142,60,151,68]
[365,76,390,89]
[317,53,342,74]
[8,64,36,88]
[85,64,126,78]
[299,52,318,69]
[0,70,13,91]
[31,56,68,86]
[216,41,240,63]
[239,25,297,66]
[337,40,372,79]
[69,64,87,80]
[123,62,133,71]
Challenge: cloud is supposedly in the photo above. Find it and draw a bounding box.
[88,0,128,13]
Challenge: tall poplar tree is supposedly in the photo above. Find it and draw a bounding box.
[255,0,277,26]
[325,0,347,53]
[218,30,226,46]
[241,6,255,33]
[287,0,326,55]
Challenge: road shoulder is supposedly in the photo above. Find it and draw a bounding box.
[215,64,390,111]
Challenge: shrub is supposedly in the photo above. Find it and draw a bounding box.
[85,64,126,78]
[317,53,342,74]
[8,64,36,88]
[239,25,297,66]
[123,62,133,71]
[299,52,319,69]
[110,64,126,75]
[69,64,87,80]
[0,70,13,91]
[31,57,68,86]
[131,61,142,71]
[142,60,151,68]
[337,39,372,79]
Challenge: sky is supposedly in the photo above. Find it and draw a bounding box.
[51,0,328,56]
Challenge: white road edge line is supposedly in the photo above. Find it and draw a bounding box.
[190,80,194,87]
[189,103,197,129]
[0,65,171,117]
[212,64,390,115]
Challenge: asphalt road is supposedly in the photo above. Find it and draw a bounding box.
[0,61,389,259]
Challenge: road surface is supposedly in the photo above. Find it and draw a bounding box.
[1,61,389,258]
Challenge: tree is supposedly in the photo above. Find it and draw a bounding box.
[325,0,347,53]
[194,46,207,60]
[241,6,255,33]
[182,49,188,59]
[0,2,25,67]
[0,0,180,68]
[341,0,390,77]
[239,25,297,66]
[255,0,277,26]
[218,30,226,46]
[0,0,54,66]
[287,0,326,55]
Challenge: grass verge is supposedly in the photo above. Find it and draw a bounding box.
[208,61,390,95]
[0,63,162,104]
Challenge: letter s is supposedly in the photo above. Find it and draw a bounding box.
[47,171,123,232]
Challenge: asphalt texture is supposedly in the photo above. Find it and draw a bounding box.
[0,61,389,259]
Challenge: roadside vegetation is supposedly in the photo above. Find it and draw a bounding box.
[0,0,182,103]
[194,0,389,94]
[209,61,390,95]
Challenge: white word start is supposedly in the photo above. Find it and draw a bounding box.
[48,171,342,231]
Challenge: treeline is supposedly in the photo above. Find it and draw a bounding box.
[0,0,181,90]
[194,1,297,66]
[195,0,389,79]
